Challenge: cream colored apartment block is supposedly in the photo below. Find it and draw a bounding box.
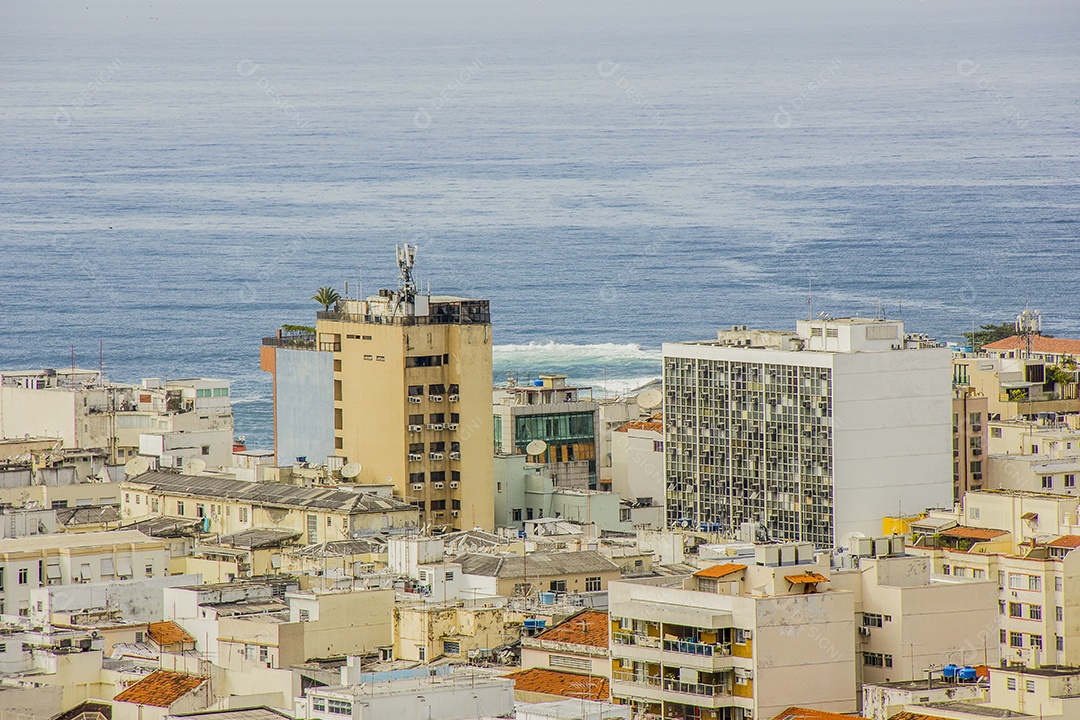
[316,292,494,532]
[393,603,516,663]
[0,530,169,618]
[830,552,999,689]
[608,545,856,720]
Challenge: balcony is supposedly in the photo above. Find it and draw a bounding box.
[613,632,661,649]
[612,670,661,688]
[663,639,732,657]
[663,679,730,698]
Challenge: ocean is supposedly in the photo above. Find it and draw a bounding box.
[1,0,1077,450]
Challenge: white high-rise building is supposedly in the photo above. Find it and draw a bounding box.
[663,317,952,547]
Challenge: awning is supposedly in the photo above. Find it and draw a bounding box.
[46,562,61,580]
[101,557,115,575]
[117,558,133,576]
[785,572,829,584]
[1021,512,1038,521]
[80,563,92,580]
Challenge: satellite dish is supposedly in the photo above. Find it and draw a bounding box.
[184,458,207,476]
[341,462,362,479]
[525,440,547,457]
[125,457,151,477]
[637,388,663,411]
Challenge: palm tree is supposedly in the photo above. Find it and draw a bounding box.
[312,286,341,312]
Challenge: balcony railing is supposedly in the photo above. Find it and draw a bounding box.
[663,639,731,657]
[613,632,661,648]
[612,670,661,687]
[662,679,730,697]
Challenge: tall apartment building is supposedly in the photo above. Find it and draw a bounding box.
[663,318,952,547]
[314,246,494,531]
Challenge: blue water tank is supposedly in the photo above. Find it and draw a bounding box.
[540,592,555,605]
[958,667,978,681]
[942,664,958,678]
[533,379,544,387]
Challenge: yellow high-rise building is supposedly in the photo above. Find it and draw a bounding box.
[315,246,495,531]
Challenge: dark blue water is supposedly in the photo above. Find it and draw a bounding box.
[2,0,1078,449]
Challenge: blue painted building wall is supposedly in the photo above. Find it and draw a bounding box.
[276,348,335,466]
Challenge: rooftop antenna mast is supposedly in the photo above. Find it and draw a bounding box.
[1016,303,1042,360]
[392,244,418,317]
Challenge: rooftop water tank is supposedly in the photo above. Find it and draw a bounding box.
[958,667,978,681]
[540,592,555,605]
[942,664,958,678]
[533,379,544,387]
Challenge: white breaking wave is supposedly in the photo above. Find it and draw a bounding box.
[573,375,662,398]
[493,341,662,363]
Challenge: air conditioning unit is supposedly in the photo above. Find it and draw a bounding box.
[451,510,459,517]
[412,483,424,491]
[858,626,870,637]
[432,424,444,431]
[448,394,459,402]
[433,482,444,489]
[450,481,459,489]
[429,395,443,402]
[447,423,459,431]
[408,453,423,462]
[430,453,444,460]
[408,424,423,432]
[435,511,445,518]
[409,396,422,404]
[449,452,461,460]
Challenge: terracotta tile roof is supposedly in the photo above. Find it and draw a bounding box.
[113,671,207,707]
[771,708,861,720]
[148,621,195,646]
[508,667,609,701]
[983,335,1080,356]
[693,563,747,579]
[614,420,663,434]
[1047,535,1080,549]
[535,610,609,648]
[939,526,1009,541]
[785,572,829,584]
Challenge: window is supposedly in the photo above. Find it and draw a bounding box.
[299,609,310,622]
[260,646,269,662]
[654,440,664,453]
[431,500,446,511]
[1057,606,1064,621]
[201,445,210,456]
[0,644,5,653]
[1058,636,1065,651]
[177,501,185,515]
[862,652,892,668]
[307,515,318,544]
[1067,474,1076,488]
[239,507,248,522]
[418,647,426,661]
[1026,679,1036,693]
[443,640,460,655]
[327,699,352,715]
[526,507,534,520]
[151,498,159,512]
[145,563,154,576]
[1032,635,1043,649]
[585,576,601,592]
[18,568,28,585]
[1030,576,1042,591]
[1042,476,1053,489]
[1010,632,1023,647]
[1056,577,1063,591]
[1000,629,1007,643]
[549,580,567,592]
[992,426,1002,438]
[1030,605,1043,620]
[999,600,1006,615]
[312,698,326,712]
[969,412,981,429]
[1009,573,1024,589]
[863,614,884,628]
[512,509,522,522]
[970,507,981,520]
[197,504,206,518]
[1007,677,1017,690]
[1009,602,1023,618]
[445,571,454,581]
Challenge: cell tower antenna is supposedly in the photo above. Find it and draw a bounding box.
[396,244,417,303]
[1015,302,1042,359]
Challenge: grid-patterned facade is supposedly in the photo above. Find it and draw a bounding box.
[664,354,834,546]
